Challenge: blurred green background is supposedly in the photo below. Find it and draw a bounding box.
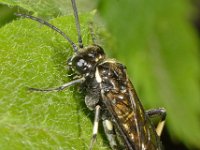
[0,0,200,149]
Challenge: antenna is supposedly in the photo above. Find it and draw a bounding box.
[71,0,83,48]
[15,13,79,52]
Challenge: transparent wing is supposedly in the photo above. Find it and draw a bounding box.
[98,61,162,150]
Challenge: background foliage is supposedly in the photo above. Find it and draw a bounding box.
[0,0,200,150]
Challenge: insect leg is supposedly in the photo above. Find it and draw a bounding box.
[146,108,166,136]
[28,77,85,92]
[102,119,118,150]
[89,105,101,150]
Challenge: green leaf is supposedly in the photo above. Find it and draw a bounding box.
[0,0,96,18]
[0,12,109,150]
[1,0,200,149]
[98,0,200,149]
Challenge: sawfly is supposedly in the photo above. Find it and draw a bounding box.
[16,0,166,149]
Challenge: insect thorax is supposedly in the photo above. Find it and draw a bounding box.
[85,58,128,111]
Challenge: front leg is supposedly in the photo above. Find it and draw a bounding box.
[89,105,101,150]
[28,77,85,92]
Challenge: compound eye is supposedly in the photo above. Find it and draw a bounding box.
[75,58,88,73]
[77,58,86,68]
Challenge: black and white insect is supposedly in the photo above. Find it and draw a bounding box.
[16,0,166,150]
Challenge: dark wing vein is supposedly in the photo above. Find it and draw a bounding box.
[98,61,161,150]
